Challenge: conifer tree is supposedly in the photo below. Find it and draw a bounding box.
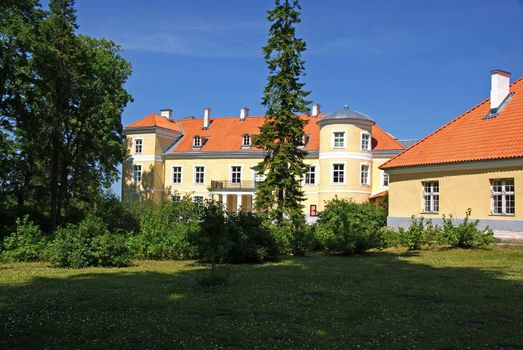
[254,0,310,225]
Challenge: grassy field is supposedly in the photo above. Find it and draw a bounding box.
[0,246,522,349]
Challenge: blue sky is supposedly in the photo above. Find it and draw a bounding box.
[69,0,523,194]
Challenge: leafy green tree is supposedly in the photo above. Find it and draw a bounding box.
[0,0,132,231]
[254,0,310,226]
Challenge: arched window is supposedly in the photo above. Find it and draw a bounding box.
[193,135,202,147]
[242,134,251,147]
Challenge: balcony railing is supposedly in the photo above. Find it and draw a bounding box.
[210,180,259,191]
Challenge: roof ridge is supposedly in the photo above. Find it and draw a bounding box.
[381,74,523,169]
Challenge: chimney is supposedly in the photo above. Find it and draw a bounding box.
[490,69,511,110]
[160,108,173,120]
[203,107,211,129]
[311,103,320,118]
[240,107,249,121]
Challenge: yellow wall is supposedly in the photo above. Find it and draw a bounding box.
[371,158,389,195]
[388,167,523,220]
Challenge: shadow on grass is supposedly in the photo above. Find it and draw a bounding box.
[0,251,521,349]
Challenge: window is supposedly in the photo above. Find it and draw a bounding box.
[193,136,202,148]
[491,179,515,215]
[134,139,143,154]
[254,172,265,183]
[242,134,251,147]
[360,164,370,185]
[423,182,439,213]
[361,133,371,151]
[132,165,142,184]
[333,132,345,148]
[304,165,316,185]
[193,196,204,204]
[194,166,205,184]
[231,166,242,184]
[383,172,389,187]
[299,134,307,147]
[172,166,182,184]
[310,205,318,217]
[332,163,345,184]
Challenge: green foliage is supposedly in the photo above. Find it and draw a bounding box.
[128,196,199,260]
[1,0,132,230]
[1,215,47,262]
[187,201,230,265]
[227,211,279,263]
[254,0,310,223]
[316,198,387,255]
[268,211,314,256]
[93,192,139,234]
[441,209,496,248]
[398,216,439,250]
[47,215,131,268]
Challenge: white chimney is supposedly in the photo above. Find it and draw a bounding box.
[490,69,511,110]
[240,107,249,121]
[203,107,211,129]
[160,108,173,120]
[311,103,320,118]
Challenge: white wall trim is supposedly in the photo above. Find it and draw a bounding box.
[318,190,371,194]
[125,155,163,162]
[384,157,523,174]
[320,152,372,161]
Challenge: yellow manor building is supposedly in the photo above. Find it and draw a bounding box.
[122,104,407,220]
[382,70,523,236]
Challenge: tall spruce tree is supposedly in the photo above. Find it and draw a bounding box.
[254,0,310,224]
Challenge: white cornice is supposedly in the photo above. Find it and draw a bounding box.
[319,152,372,161]
[384,157,523,174]
[125,155,163,163]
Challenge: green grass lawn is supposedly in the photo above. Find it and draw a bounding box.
[1,246,522,349]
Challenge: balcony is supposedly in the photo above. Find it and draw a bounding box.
[210,180,258,191]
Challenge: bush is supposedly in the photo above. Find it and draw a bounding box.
[1,215,47,262]
[128,196,199,260]
[316,199,387,255]
[227,211,279,263]
[47,215,131,268]
[268,210,314,256]
[398,216,440,250]
[441,209,496,248]
[94,193,140,234]
[187,200,230,264]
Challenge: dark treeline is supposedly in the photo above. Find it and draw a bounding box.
[0,0,132,234]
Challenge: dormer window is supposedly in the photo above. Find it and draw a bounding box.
[193,135,202,148]
[299,134,308,148]
[242,134,251,147]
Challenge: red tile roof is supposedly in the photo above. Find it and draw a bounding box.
[126,114,182,133]
[125,113,404,153]
[382,76,523,169]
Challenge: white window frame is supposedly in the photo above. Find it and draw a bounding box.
[132,164,142,184]
[242,134,251,147]
[361,132,371,151]
[230,165,242,184]
[193,165,205,185]
[133,138,143,154]
[254,171,266,183]
[360,163,370,186]
[304,165,316,185]
[332,131,346,149]
[491,179,515,216]
[331,162,346,185]
[171,165,183,184]
[382,171,389,187]
[193,135,202,148]
[422,181,439,213]
[192,195,204,204]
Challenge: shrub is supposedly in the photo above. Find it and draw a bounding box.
[187,200,230,264]
[128,196,199,260]
[227,211,279,263]
[441,209,496,248]
[399,216,441,250]
[1,215,47,262]
[316,199,387,255]
[47,215,131,268]
[94,193,140,234]
[268,210,314,256]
